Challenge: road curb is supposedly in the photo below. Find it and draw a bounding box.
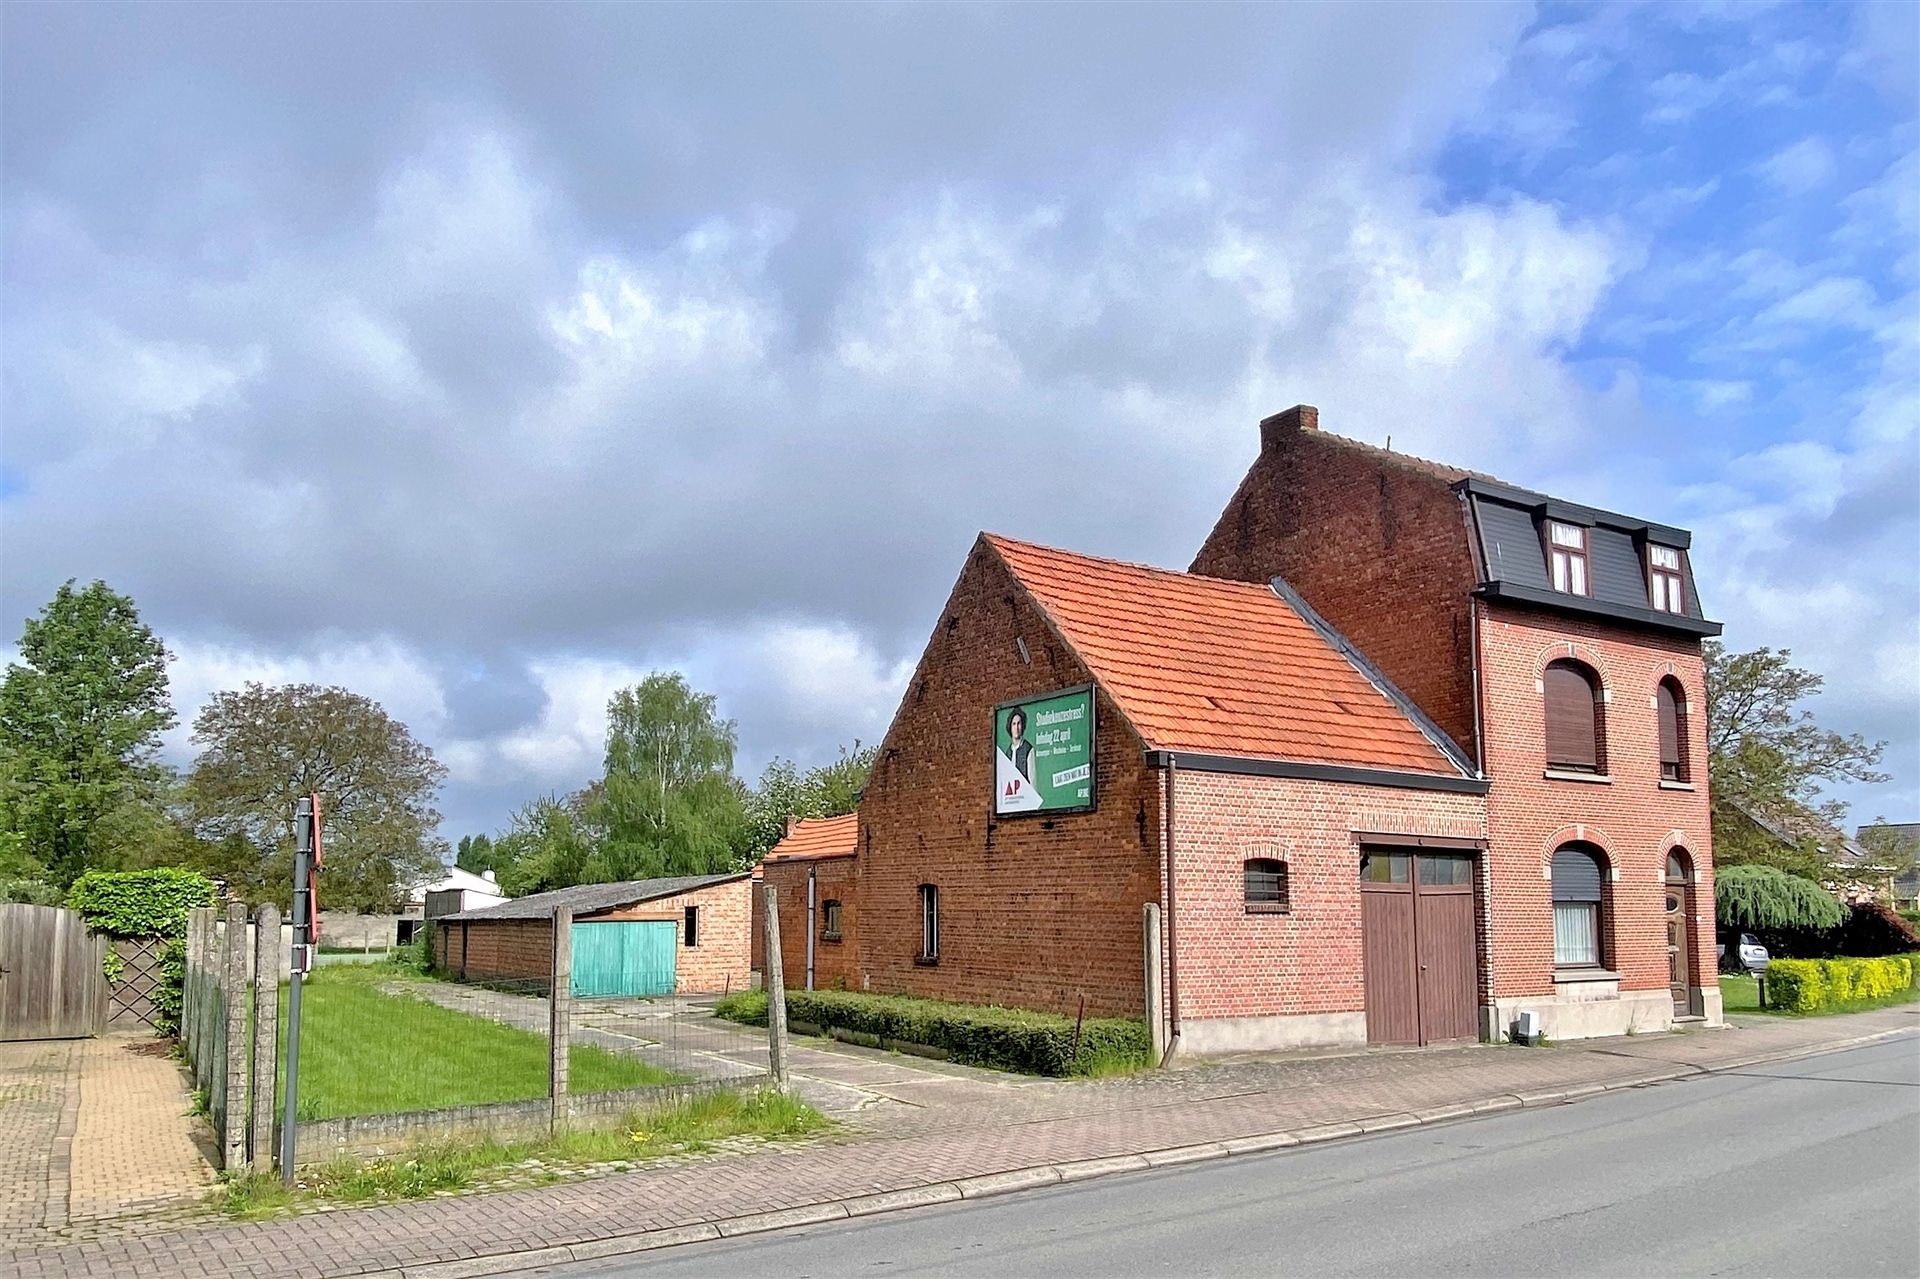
[387,1023,1915,1279]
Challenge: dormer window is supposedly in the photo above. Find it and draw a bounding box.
[1648,545,1684,613]
[1547,521,1589,596]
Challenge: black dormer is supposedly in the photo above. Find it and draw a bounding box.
[1456,478,1721,637]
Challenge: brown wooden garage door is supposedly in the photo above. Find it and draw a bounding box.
[1360,850,1478,1046]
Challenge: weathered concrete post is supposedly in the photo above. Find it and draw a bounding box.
[549,906,572,1135]
[250,903,280,1174]
[222,900,249,1170]
[762,884,789,1090]
[1143,902,1166,1066]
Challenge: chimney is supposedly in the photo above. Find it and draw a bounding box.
[785,814,798,837]
[1259,404,1319,453]
[482,870,496,884]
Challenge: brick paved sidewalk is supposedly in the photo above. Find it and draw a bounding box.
[0,1033,216,1250]
[4,1005,1912,1279]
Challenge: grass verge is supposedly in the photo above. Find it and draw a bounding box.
[280,965,679,1119]
[1719,972,1920,1017]
[219,1087,827,1219]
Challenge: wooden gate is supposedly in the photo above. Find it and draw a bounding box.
[571,920,677,997]
[1360,850,1479,1046]
[0,904,108,1041]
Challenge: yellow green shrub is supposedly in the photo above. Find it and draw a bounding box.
[1765,956,1913,1013]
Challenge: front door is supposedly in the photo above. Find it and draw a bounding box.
[1360,850,1479,1046]
[1666,888,1689,1017]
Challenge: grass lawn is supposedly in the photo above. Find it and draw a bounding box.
[1719,973,1920,1017]
[279,966,678,1120]
[222,1087,827,1218]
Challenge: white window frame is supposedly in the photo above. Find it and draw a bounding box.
[1548,521,1590,597]
[918,884,939,961]
[1648,545,1684,614]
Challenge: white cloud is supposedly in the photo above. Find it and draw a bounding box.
[1757,137,1839,195]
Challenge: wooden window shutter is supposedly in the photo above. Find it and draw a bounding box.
[1544,663,1599,770]
[1657,682,1681,776]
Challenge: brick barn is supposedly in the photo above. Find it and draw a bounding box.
[796,404,1722,1052]
[434,872,753,997]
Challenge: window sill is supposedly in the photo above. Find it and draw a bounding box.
[820,935,843,944]
[1543,769,1611,784]
[1552,967,1620,984]
[1244,902,1292,915]
[913,955,939,967]
[1658,780,1695,791]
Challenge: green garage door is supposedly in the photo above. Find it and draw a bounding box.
[571,921,677,997]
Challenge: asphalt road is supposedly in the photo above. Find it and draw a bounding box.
[537,1036,1920,1278]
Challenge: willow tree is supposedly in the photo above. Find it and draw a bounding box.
[1715,863,1846,932]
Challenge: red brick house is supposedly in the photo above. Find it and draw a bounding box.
[850,533,1491,1054]
[1192,406,1723,1037]
[760,814,860,991]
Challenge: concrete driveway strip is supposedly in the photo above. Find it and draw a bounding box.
[542,1037,1920,1278]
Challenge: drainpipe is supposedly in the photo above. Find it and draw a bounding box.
[1161,754,1182,1064]
[806,864,817,992]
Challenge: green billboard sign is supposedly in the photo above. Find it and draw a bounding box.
[993,685,1096,816]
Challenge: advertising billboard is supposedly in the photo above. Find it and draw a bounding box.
[993,685,1096,816]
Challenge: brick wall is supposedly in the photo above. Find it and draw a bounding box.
[1169,771,1488,1019]
[1476,602,1716,1000]
[1190,410,1481,758]
[585,877,754,994]
[435,917,554,988]
[858,538,1164,1017]
[762,856,861,991]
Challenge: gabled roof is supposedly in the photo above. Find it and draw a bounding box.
[764,814,858,863]
[984,534,1474,781]
[441,872,748,922]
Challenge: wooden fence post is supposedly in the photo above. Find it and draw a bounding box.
[549,907,572,1136]
[250,903,280,1175]
[221,901,249,1171]
[762,885,788,1090]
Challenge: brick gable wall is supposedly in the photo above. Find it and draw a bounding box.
[857,540,1164,1017]
[1189,416,1481,759]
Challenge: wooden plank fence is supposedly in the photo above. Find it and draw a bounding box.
[0,903,108,1041]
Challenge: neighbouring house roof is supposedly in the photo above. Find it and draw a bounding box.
[763,813,858,864]
[1730,798,1875,868]
[425,866,505,896]
[440,872,749,922]
[984,533,1476,782]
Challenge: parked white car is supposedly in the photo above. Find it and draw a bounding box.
[1716,930,1770,973]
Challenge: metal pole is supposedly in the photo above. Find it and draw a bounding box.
[805,865,817,992]
[279,797,312,1183]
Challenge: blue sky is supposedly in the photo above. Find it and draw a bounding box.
[2,1,1914,841]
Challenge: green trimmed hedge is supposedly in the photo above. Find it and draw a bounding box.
[714,988,1151,1077]
[1764,955,1918,1014]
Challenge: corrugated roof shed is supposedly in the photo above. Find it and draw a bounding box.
[441,872,748,922]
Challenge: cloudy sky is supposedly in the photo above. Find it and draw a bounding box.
[4,2,1915,843]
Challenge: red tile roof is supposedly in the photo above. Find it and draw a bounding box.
[763,813,858,863]
[985,534,1463,777]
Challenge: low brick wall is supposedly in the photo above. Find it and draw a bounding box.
[281,1078,763,1165]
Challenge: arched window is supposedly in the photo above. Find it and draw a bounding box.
[1665,850,1692,884]
[1657,679,1688,782]
[1551,843,1607,968]
[1244,857,1290,913]
[1544,661,1604,774]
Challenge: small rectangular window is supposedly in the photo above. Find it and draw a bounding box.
[1554,903,1599,966]
[822,899,843,941]
[1648,545,1684,614]
[1359,852,1411,883]
[918,884,939,961]
[683,906,699,948]
[1547,521,1590,597]
[1244,858,1290,913]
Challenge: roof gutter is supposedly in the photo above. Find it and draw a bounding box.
[1143,750,1490,795]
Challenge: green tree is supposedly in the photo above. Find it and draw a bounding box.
[492,794,599,896]
[1715,863,1847,931]
[1705,642,1887,878]
[0,580,177,887]
[593,673,746,879]
[455,832,500,875]
[184,683,447,911]
[740,740,877,863]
